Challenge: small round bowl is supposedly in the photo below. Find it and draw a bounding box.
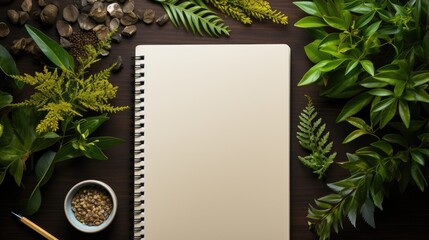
[64,180,117,233]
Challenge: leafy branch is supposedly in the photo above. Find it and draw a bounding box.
[294,0,429,238]
[309,119,429,239]
[297,95,336,179]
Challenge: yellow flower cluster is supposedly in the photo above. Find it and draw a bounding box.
[11,43,127,134]
[208,0,288,25]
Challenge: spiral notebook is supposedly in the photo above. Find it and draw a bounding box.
[133,44,290,240]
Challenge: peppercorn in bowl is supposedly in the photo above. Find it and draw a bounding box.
[64,180,117,233]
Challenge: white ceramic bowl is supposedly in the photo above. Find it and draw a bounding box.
[64,180,117,233]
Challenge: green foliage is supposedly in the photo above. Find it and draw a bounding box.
[308,118,429,239]
[153,0,288,36]
[297,95,336,179]
[294,0,429,238]
[0,25,126,215]
[206,0,288,25]
[0,44,19,76]
[0,44,21,89]
[25,25,74,71]
[11,36,127,134]
[154,0,230,37]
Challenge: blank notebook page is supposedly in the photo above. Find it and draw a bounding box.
[137,44,290,240]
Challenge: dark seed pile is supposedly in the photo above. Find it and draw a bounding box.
[67,30,99,60]
[71,185,113,226]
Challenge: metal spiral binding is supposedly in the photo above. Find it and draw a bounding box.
[134,54,145,239]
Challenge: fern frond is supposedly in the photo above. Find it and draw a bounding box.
[155,0,230,37]
[297,95,335,179]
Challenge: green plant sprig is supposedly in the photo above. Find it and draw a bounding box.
[206,0,288,25]
[294,0,429,239]
[154,0,231,37]
[0,24,126,215]
[297,95,336,179]
[11,25,127,134]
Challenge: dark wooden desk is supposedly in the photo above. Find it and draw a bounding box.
[1,1,429,239]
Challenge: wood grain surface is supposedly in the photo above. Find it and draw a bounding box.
[1,0,429,239]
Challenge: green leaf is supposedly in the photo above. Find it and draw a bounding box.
[343,129,367,143]
[393,81,406,97]
[360,77,388,88]
[411,163,427,192]
[360,60,375,76]
[11,107,38,149]
[0,44,19,76]
[35,151,56,187]
[320,44,347,59]
[415,87,429,102]
[370,140,393,156]
[320,59,345,72]
[54,137,123,163]
[294,1,320,16]
[346,117,370,130]
[373,72,401,85]
[319,33,340,47]
[25,188,41,215]
[304,40,332,63]
[25,151,56,215]
[411,150,425,166]
[31,132,61,153]
[347,200,358,227]
[294,16,328,28]
[372,97,396,112]
[419,133,429,144]
[8,157,23,186]
[337,93,373,122]
[412,72,429,86]
[298,65,322,86]
[360,198,376,228]
[363,21,381,37]
[322,15,348,30]
[345,1,374,14]
[355,11,375,28]
[368,89,393,97]
[25,24,74,71]
[383,133,408,147]
[76,114,109,135]
[298,59,345,86]
[398,100,410,128]
[0,168,6,185]
[83,144,107,160]
[370,175,384,209]
[91,136,124,148]
[0,91,12,110]
[54,142,83,163]
[379,99,397,128]
[345,60,359,75]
